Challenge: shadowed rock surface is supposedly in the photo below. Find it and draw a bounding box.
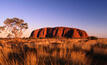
[30,27,88,38]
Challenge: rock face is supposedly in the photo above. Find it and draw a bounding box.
[30,27,88,38]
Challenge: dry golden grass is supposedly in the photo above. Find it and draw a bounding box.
[0,38,106,65]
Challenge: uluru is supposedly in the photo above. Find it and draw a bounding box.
[30,27,88,38]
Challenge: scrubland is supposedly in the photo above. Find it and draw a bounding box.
[0,38,107,65]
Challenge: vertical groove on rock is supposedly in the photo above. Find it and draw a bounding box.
[37,29,42,38]
[30,31,34,38]
[62,28,65,37]
[72,29,80,38]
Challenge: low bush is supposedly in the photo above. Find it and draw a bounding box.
[87,36,98,40]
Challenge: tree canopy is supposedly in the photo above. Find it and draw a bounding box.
[0,17,28,38]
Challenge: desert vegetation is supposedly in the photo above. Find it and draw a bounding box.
[0,18,28,38]
[0,38,107,65]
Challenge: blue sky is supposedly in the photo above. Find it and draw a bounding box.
[0,0,107,38]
